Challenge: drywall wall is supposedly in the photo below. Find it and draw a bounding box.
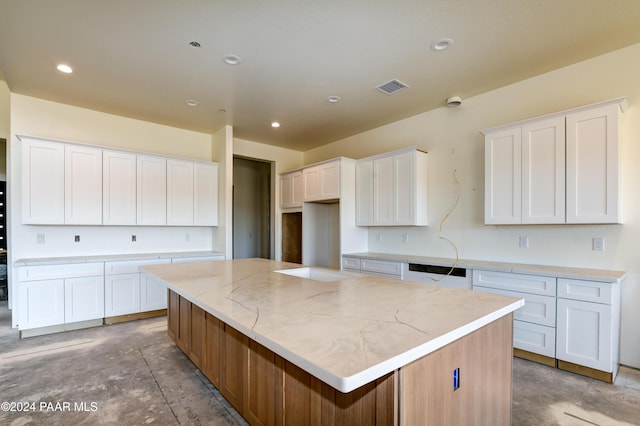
[304,42,640,369]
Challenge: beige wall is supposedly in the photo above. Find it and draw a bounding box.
[0,80,9,141]
[10,94,213,160]
[304,42,640,368]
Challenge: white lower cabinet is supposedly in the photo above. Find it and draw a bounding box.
[65,276,105,323]
[19,279,65,329]
[472,270,556,358]
[104,273,141,317]
[140,273,168,311]
[556,278,620,378]
[104,258,171,316]
[18,262,104,330]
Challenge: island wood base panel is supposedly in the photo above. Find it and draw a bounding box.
[168,290,513,425]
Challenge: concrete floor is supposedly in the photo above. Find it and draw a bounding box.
[1,300,638,425]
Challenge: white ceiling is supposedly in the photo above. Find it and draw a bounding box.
[1,0,640,151]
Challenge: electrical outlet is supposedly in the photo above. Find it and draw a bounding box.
[519,236,529,249]
[131,235,136,242]
[402,233,409,243]
[74,235,80,243]
[377,232,383,242]
[185,233,191,242]
[593,237,605,251]
[36,234,45,244]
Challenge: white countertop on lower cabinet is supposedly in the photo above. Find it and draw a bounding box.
[343,252,627,283]
[142,258,524,393]
[13,251,225,266]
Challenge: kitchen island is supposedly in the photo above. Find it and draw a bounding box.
[142,258,524,425]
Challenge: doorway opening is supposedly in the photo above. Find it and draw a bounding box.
[232,156,272,259]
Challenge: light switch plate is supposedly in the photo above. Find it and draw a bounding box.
[593,237,605,251]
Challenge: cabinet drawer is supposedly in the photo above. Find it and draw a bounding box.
[557,278,612,304]
[18,262,104,281]
[474,286,556,327]
[472,270,555,296]
[105,258,171,275]
[514,320,556,358]
[360,259,402,277]
[342,257,361,271]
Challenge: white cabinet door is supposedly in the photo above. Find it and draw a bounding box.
[137,155,167,225]
[280,171,303,209]
[104,273,141,316]
[19,279,65,329]
[167,159,194,226]
[522,117,565,224]
[140,273,167,311]
[355,160,373,226]
[556,298,612,371]
[393,151,419,225]
[484,127,522,224]
[194,162,219,226]
[65,144,103,224]
[373,156,394,225]
[303,160,340,201]
[64,276,105,323]
[21,137,65,224]
[566,103,620,223]
[103,150,137,225]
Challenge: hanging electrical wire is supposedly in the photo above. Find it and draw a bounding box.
[430,169,461,282]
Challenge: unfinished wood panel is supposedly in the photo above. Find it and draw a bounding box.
[245,340,277,426]
[220,323,248,412]
[401,314,513,426]
[167,290,179,342]
[177,296,191,354]
[282,212,302,264]
[189,304,205,369]
[202,313,222,387]
[279,359,322,425]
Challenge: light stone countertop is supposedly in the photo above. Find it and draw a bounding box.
[142,258,524,393]
[344,252,627,283]
[13,251,225,266]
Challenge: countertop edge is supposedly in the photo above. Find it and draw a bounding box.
[344,253,627,283]
[14,251,225,266]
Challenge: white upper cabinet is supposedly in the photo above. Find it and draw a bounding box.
[303,159,340,201]
[20,135,219,227]
[65,144,103,225]
[566,103,620,223]
[194,162,219,226]
[355,160,374,226]
[483,127,522,224]
[167,159,194,226]
[21,137,65,224]
[103,150,137,225]
[522,116,565,224]
[137,154,167,225]
[356,148,428,226]
[280,170,303,209]
[482,98,625,225]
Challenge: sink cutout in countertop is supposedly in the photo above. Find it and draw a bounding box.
[274,267,360,282]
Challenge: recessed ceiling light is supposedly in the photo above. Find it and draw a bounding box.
[188,41,201,48]
[222,54,241,65]
[56,64,73,74]
[431,38,453,51]
[271,122,280,128]
[185,100,199,107]
[327,96,342,103]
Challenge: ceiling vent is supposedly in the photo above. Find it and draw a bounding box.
[376,79,409,95]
